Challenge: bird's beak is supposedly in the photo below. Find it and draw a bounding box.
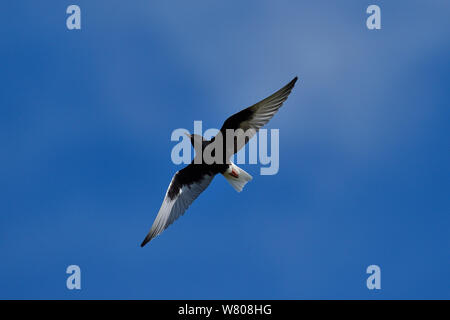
[184,133,191,139]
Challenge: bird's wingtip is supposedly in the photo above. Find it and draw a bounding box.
[140,236,151,247]
[285,76,298,89]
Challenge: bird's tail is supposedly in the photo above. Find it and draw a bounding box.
[222,162,253,192]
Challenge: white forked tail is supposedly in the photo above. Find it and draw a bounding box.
[222,162,253,192]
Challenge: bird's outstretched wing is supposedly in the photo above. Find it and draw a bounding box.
[140,164,215,247]
[218,76,298,157]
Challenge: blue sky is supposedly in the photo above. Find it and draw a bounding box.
[0,1,449,299]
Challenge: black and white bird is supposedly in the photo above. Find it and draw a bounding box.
[140,77,298,247]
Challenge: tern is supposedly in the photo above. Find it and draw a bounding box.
[141,77,298,246]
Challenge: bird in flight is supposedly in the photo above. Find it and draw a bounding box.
[141,77,298,247]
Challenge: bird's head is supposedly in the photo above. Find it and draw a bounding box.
[185,133,205,147]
